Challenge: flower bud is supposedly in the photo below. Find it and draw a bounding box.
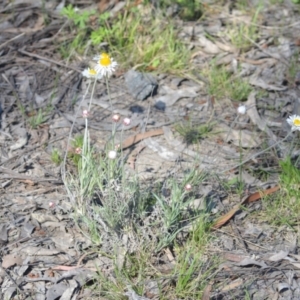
[185,184,192,191]
[237,105,246,115]
[112,114,120,122]
[108,150,117,159]
[123,118,131,126]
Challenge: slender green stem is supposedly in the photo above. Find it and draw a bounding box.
[88,77,98,111]
[104,75,116,150]
[62,80,91,178]
[105,75,113,111]
[83,118,89,154]
[225,103,257,143]
[222,130,294,174]
[238,129,243,192]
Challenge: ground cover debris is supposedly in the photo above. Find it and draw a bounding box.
[1,0,300,299]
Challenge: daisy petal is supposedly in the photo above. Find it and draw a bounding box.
[94,53,117,78]
[287,115,300,131]
[82,68,102,79]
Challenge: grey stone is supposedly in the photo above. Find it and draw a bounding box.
[124,70,158,101]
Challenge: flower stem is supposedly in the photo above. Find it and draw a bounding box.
[62,80,91,178]
[221,130,294,174]
[105,75,113,111]
[88,77,98,111]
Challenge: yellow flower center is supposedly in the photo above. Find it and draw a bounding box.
[293,118,300,126]
[99,53,111,67]
[89,69,97,75]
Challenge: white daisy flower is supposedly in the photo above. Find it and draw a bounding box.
[287,115,300,131]
[93,53,117,77]
[82,68,102,79]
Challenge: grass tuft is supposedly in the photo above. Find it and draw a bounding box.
[225,5,262,51]
[50,148,63,165]
[203,63,253,101]
[261,157,300,227]
[175,121,215,144]
[59,3,191,74]
[28,109,47,129]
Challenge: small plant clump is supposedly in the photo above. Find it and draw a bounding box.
[260,156,300,227]
[50,148,63,165]
[156,0,203,21]
[175,121,215,144]
[28,108,47,129]
[61,4,95,29]
[61,51,213,298]
[203,63,253,101]
[60,3,191,74]
[225,4,262,52]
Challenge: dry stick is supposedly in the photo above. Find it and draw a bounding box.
[215,228,271,251]
[0,134,65,168]
[242,34,289,66]
[18,48,81,73]
[230,219,249,253]
[212,186,280,230]
[2,74,23,115]
[225,13,300,30]
[0,33,25,50]
[0,175,61,183]
[0,167,62,183]
[38,20,70,44]
[0,267,24,295]
[221,131,294,174]
[236,57,276,65]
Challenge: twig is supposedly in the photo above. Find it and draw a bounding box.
[0,166,62,184]
[221,131,293,174]
[0,266,25,295]
[0,33,25,50]
[230,220,249,253]
[215,229,271,251]
[18,48,81,73]
[0,135,65,167]
[242,34,289,66]
[76,251,97,267]
[224,13,300,30]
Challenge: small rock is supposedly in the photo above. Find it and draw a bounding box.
[125,70,158,101]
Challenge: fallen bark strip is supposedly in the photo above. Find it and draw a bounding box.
[212,185,280,230]
[121,128,164,150]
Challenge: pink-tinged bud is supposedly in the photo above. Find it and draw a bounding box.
[82,110,90,118]
[123,118,131,126]
[115,144,121,150]
[49,202,56,209]
[75,147,82,154]
[108,150,117,159]
[112,114,120,122]
[185,184,192,191]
